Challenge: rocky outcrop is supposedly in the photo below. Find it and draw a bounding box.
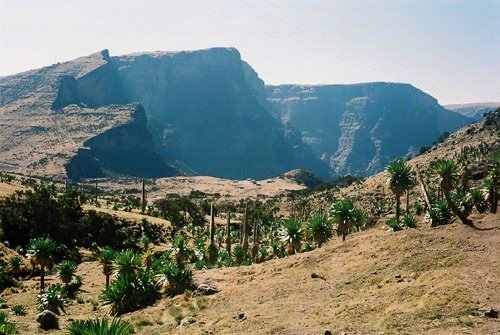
[65,104,177,180]
[267,83,471,176]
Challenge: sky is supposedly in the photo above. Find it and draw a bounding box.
[0,0,499,104]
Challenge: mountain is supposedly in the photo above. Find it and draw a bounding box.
[266,83,471,176]
[0,50,176,180]
[0,49,329,181]
[112,48,330,180]
[0,48,475,181]
[445,102,500,121]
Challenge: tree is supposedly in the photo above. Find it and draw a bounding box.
[155,197,205,239]
[306,213,333,247]
[282,219,303,255]
[386,158,414,223]
[329,199,365,241]
[432,159,473,226]
[28,237,57,292]
[98,247,117,288]
[486,151,499,213]
[57,260,77,287]
[112,249,142,279]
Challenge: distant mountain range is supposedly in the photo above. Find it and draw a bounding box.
[444,102,500,121]
[0,48,472,181]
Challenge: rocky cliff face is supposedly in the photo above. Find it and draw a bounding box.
[112,48,329,180]
[267,83,471,176]
[0,48,474,181]
[0,50,175,180]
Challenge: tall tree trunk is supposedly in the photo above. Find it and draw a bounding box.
[105,273,110,288]
[415,166,431,209]
[141,178,146,213]
[40,265,45,292]
[242,202,249,253]
[490,186,498,213]
[406,191,410,214]
[342,220,347,241]
[94,181,98,203]
[209,203,215,246]
[395,194,401,223]
[225,212,231,254]
[252,219,259,262]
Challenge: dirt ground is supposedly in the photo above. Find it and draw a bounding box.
[2,213,498,335]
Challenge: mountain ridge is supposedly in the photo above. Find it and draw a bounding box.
[0,48,472,180]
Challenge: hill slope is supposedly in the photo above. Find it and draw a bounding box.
[0,50,176,179]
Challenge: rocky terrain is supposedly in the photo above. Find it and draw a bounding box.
[267,83,471,177]
[0,48,477,182]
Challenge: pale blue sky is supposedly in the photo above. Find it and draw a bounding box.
[1,0,499,104]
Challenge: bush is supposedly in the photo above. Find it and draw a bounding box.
[58,260,77,285]
[469,187,488,213]
[414,199,425,216]
[100,270,158,316]
[401,213,417,228]
[385,217,403,231]
[10,304,26,316]
[216,250,233,267]
[37,284,66,314]
[0,265,16,291]
[66,317,134,335]
[233,244,247,265]
[64,275,83,299]
[0,311,16,334]
[427,200,452,227]
[306,213,333,247]
[0,186,141,251]
[155,262,194,296]
[7,256,22,277]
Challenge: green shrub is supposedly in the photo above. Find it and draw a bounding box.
[155,263,194,296]
[7,256,22,277]
[306,213,333,247]
[282,218,303,254]
[66,317,134,335]
[233,244,247,265]
[100,270,158,316]
[401,213,417,228]
[10,304,26,316]
[427,200,452,226]
[0,265,16,291]
[469,187,488,213]
[37,284,66,314]
[64,275,83,299]
[414,199,425,215]
[58,260,77,286]
[385,217,403,231]
[216,250,233,268]
[0,311,16,334]
[112,249,142,279]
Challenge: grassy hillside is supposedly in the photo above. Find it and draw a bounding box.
[0,118,498,334]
